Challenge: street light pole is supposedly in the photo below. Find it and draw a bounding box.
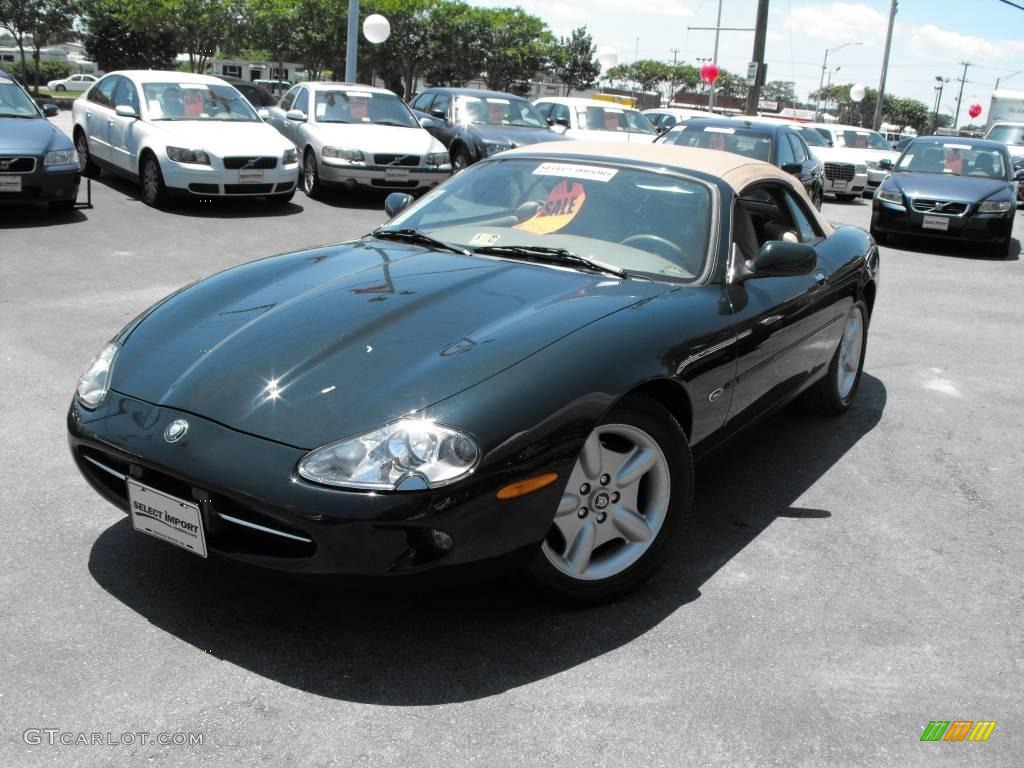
[345,0,359,83]
[872,0,898,131]
[994,68,1024,90]
[709,0,723,110]
[816,41,861,121]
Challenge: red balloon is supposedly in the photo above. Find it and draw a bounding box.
[968,103,982,119]
[700,62,720,85]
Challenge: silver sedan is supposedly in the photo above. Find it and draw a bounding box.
[266,82,452,197]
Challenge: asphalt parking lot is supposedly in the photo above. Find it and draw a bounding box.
[1,112,1022,767]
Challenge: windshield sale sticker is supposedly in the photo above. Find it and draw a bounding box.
[470,232,501,246]
[533,163,618,183]
[515,179,586,234]
[183,90,205,116]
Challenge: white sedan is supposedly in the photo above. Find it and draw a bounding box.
[71,70,299,207]
[47,73,98,92]
[533,97,658,143]
[266,82,451,197]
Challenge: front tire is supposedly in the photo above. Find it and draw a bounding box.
[451,148,470,174]
[302,148,321,198]
[812,186,823,210]
[139,154,168,208]
[55,84,66,92]
[803,300,868,415]
[75,130,99,179]
[524,395,693,604]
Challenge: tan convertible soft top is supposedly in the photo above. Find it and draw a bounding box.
[503,141,835,236]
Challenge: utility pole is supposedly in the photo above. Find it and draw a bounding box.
[687,1,755,113]
[345,0,359,82]
[953,60,971,128]
[745,0,770,116]
[872,0,897,131]
[932,76,949,132]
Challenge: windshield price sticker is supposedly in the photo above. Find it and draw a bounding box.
[350,97,369,120]
[184,90,205,116]
[516,179,586,234]
[533,163,618,183]
[470,232,501,246]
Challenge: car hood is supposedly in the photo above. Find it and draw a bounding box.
[149,120,292,157]
[0,117,73,153]
[111,242,667,448]
[469,123,567,146]
[309,123,446,154]
[889,172,1011,201]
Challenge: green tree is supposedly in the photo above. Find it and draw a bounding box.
[713,69,747,99]
[80,0,179,71]
[362,0,435,97]
[631,60,671,93]
[0,0,36,81]
[420,2,486,87]
[478,7,553,94]
[761,80,796,104]
[551,26,599,96]
[291,0,344,82]
[162,0,245,73]
[667,63,698,100]
[247,0,296,89]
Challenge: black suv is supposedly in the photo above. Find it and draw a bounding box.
[657,117,826,209]
[409,87,566,171]
[0,69,80,211]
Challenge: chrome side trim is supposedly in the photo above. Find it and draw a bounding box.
[216,512,314,543]
[676,329,752,374]
[83,454,127,480]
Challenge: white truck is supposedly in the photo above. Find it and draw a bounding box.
[985,90,1024,132]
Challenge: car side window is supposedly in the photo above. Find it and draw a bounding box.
[734,185,807,260]
[411,92,433,112]
[534,102,552,119]
[113,78,139,113]
[89,75,118,108]
[782,190,822,243]
[293,87,309,115]
[776,134,796,166]
[551,103,570,125]
[280,87,299,111]
[430,93,451,119]
[814,127,832,145]
[787,133,808,163]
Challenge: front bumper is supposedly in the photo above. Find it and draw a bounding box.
[823,170,867,195]
[866,168,887,188]
[0,158,79,204]
[871,199,1014,243]
[68,392,559,577]
[318,159,451,191]
[160,158,300,197]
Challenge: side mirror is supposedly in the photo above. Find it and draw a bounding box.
[114,104,138,118]
[429,108,447,120]
[384,192,414,218]
[257,108,270,120]
[878,158,893,170]
[751,240,817,278]
[555,117,570,128]
[781,162,803,175]
[286,109,307,122]
[42,103,59,117]
[418,116,433,128]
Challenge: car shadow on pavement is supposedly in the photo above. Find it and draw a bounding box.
[91,173,305,218]
[890,234,1020,262]
[0,204,88,228]
[88,374,886,705]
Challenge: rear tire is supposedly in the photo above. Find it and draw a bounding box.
[55,84,66,92]
[139,154,168,208]
[802,300,869,415]
[451,148,470,174]
[75,130,100,179]
[524,395,693,605]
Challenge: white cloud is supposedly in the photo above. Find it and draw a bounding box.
[785,2,888,44]
[908,24,1003,62]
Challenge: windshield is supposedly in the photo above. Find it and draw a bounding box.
[839,129,891,151]
[386,158,712,282]
[454,95,547,128]
[0,82,41,118]
[578,105,656,134]
[896,142,1008,179]
[314,88,418,126]
[798,127,828,147]
[142,82,259,121]
[663,124,772,162]
[985,124,1024,146]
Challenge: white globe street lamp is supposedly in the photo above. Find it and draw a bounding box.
[363,14,391,45]
[597,47,618,70]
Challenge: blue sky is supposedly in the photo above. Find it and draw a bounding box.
[470,0,1024,123]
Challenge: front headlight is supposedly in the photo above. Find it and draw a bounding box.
[876,187,903,205]
[76,342,119,409]
[854,164,867,174]
[166,146,210,165]
[44,148,77,166]
[297,418,480,490]
[282,148,298,165]
[322,146,364,162]
[425,152,450,167]
[978,200,1012,213]
[484,142,513,156]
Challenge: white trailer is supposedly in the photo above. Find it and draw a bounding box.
[985,90,1024,133]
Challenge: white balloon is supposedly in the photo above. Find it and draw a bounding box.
[597,46,618,70]
[849,84,866,102]
[363,14,391,45]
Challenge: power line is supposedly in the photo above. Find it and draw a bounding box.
[995,0,1024,11]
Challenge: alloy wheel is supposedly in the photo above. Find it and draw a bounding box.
[837,305,864,400]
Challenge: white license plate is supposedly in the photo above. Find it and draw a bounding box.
[239,169,264,184]
[384,168,410,181]
[922,215,949,231]
[0,176,22,192]
[127,479,207,557]
[832,180,848,191]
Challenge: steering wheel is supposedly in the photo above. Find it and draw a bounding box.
[619,233,690,267]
